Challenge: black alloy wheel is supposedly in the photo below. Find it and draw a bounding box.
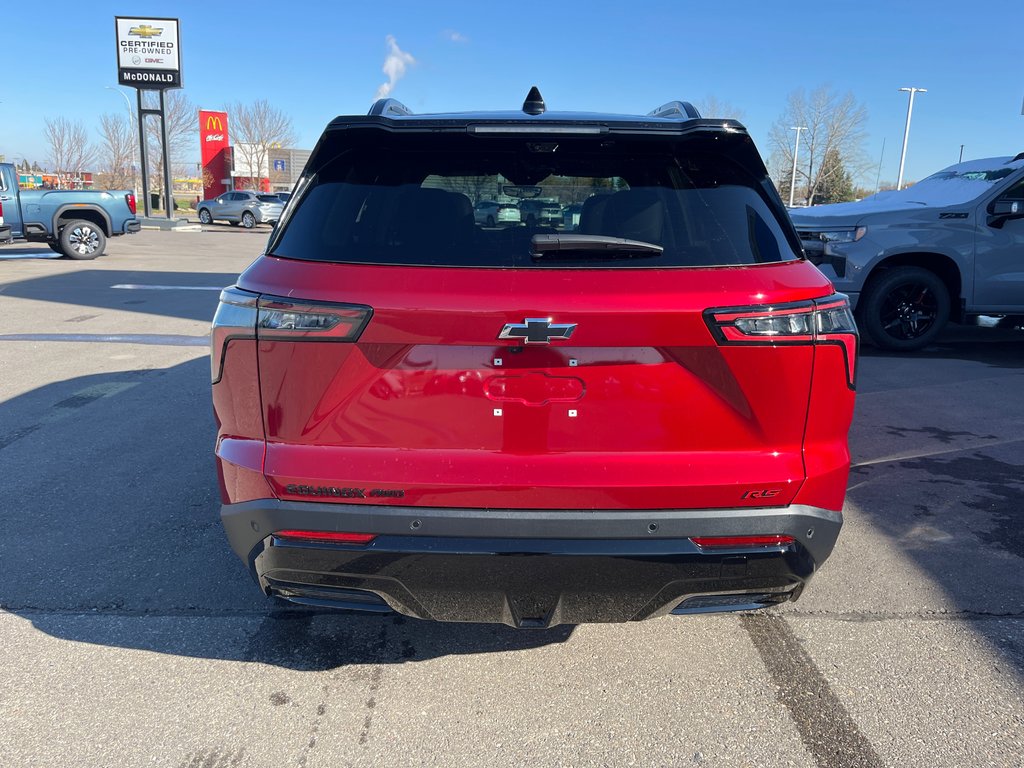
[861,266,950,351]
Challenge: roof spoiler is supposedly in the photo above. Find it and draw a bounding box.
[368,98,413,117]
[648,101,702,119]
[1012,152,1024,162]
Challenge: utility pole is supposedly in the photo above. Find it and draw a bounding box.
[896,87,926,190]
[788,126,807,207]
[875,137,886,193]
[959,144,964,163]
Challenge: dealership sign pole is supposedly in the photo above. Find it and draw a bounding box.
[115,17,182,219]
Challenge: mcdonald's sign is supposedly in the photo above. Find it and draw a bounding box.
[199,110,230,198]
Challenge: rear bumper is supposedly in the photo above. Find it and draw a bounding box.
[221,501,842,627]
[0,225,11,243]
[125,219,141,234]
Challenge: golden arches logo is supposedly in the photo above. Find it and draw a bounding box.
[205,116,224,131]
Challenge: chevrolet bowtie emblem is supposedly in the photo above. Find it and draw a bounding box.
[129,24,164,38]
[498,318,576,345]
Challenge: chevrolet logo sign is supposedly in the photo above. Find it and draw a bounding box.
[129,24,163,38]
[498,318,576,345]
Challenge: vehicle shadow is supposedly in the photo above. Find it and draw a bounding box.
[829,327,1024,675]
[0,269,240,322]
[0,243,61,259]
[0,358,571,671]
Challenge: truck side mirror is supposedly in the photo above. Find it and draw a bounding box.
[988,199,1023,229]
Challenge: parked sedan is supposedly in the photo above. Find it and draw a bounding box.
[197,191,284,228]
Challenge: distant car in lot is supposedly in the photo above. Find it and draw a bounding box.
[197,191,283,228]
[0,162,139,259]
[790,154,1024,350]
[519,198,562,226]
[473,200,520,226]
[212,91,857,628]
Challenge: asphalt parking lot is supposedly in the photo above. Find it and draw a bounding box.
[1,230,1022,767]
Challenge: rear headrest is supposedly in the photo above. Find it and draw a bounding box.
[600,189,667,245]
[578,193,611,234]
[392,187,473,249]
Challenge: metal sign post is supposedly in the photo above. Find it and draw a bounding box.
[115,17,183,219]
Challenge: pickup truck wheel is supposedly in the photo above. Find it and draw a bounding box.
[241,211,257,229]
[860,266,950,351]
[59,220,106,260]
[198,208,212,225]
[47,241,62,254]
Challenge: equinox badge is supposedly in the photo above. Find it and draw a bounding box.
[499,318,577,345]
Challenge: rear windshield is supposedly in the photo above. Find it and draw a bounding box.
[271,133,797,268]
[257,194,281,203]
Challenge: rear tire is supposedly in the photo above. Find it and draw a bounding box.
[59,220,106,260]
[47,241,63,254]
[241,211,257,229]
[859,266,950,351]
[486,215,495,226]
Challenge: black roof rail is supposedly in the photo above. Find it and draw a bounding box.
[647,101,701,119]
[368,98,413,117]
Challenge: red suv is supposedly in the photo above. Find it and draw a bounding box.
[212,90,857,628]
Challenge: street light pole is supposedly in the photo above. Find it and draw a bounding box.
[896,87,926,190]
[105,86,138,196]
[789,126,807,207]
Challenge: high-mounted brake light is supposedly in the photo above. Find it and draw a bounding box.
[705,294,859,389]
[275,530,377,545]
[690,535,795,549]
[125,193,137,215]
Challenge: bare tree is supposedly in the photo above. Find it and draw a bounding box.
[693,95,745,121]
[768,86,869,206]
[43,117,96,188]
[142,90,197,201]
[96,113,135,190]
[225,100,297,190]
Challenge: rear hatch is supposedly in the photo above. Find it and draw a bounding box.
[238,123,836,511]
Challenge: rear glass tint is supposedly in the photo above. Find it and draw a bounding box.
[271,133,797,268]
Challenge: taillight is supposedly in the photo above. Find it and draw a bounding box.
[0,199,5,223]
[257,296,372,341]
[125,193,136,215]
[275,530,377,545]
[211,287,259,383]
[690,535,794,549]
[704,294,858,389]
[211,288,373,383]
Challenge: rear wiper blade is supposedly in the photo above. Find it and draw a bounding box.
[530,234,664,259]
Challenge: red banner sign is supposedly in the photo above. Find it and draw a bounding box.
[199,110,230,199]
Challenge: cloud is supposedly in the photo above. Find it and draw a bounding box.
[443,29,468,43]
[374,35,416,100]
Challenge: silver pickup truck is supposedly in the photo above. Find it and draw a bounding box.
[790,155,1024,350]
[0,162,140,259]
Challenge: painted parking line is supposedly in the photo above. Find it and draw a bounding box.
[110,284,226,291]
[0,333,208,346]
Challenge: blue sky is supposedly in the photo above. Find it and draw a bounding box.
[1,0,1021,185]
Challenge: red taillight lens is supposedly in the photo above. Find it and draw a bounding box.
[275,530,377,545]
[211,286,259,383]
[210,289,373,383]
[257,296,372,341]
[705,294,859,389]
[126,193,137,215]
[0,199,5,223]
[690,535,795,549]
